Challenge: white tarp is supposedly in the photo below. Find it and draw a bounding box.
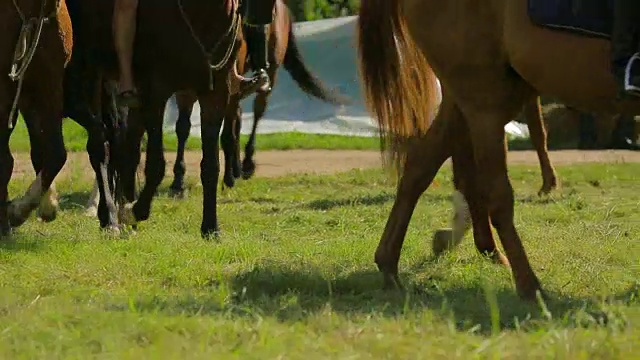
[162,16,529,138]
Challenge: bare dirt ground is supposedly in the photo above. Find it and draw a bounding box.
[10,149,640,180]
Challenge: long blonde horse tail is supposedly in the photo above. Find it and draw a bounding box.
[357,0,439,172]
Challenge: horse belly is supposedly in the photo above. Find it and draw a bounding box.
[503,0,635,113]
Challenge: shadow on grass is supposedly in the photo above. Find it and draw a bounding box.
[301,193,451,212]
[0,236,46,253]
[58,191,92,211]
[110,261,638,336]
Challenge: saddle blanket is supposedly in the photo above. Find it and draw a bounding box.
[527,0,614,39]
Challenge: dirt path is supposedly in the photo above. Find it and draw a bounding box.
[10,149,640,180]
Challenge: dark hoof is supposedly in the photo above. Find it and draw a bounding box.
[132,203,150,222]
[8,214,28,228]
[241,159,256,179]
[382,272,404,291]
[232,163,243,179]
[168,186,187,199]
[0,224,12,239]
[516,280,544,302]
[538,179,558,196]
[223,174,236,189]
[201,228,220,240]
[36,209,57,223]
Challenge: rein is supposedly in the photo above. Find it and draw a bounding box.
[177,0,241,90]
[7,0,61,129]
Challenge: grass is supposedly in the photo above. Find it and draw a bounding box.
[1,161,639,358]
[8,117,541,153]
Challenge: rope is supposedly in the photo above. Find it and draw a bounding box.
[177,0,241,90]
[7,0,58,129]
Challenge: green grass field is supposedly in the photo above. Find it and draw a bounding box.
[1,162,638,358]
[8,117,539,153]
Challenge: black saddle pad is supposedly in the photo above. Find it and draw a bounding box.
[527,0,614,39]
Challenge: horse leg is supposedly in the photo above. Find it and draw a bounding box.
[460,96,542,300]
[524,97,558,195]
[21,107,60,222]
[84,180,100,217]
[221,95,242,188]
[120,94,167,227]
[375,100,455,289]
[198,91,228,238]
[0,107,16,237]
[9,95,67,228]
[242,91,268,179]
[169,93,195,198]
[120,108,144,206]
[432,104,509,266]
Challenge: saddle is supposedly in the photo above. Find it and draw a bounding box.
[527,0,614,39]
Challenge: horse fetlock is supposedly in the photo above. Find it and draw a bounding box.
[200,222,220,240]
[223,172,236,189]
[515,274,543,301]
[8,199,37,228]
[241,158,256,179]
[538,176,559,196]
[0,221,11,238]
[118,202,137,226]
[168,185,187,199]
[36,189,59,222]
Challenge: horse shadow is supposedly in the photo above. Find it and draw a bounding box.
[58,190,93,211]
[300,192,451,212]
[113,259,638,336]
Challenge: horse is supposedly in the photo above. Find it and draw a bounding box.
[66,0,263,237]
[166,0,346,198]
[357,0,640,300]
[1,0,73,236]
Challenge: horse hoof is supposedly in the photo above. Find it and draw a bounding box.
[241,161,255,180]
[201,226,220,240]
[0,225,12,239]
[102,225,122,238]
[517,283,544,302]
[432,228,455,257]
[118,202,137,227]
[36,208,58,223]
[84,205,98,217]
[381,272,403,292]
[168,187,187,200]
[223,175,235,189]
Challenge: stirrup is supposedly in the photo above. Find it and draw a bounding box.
[254,69,271,92]
[623,53,640,97]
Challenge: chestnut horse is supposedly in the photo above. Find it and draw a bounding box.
[1,0,72,236]
[357,0,640,300]
[167,0,346,198]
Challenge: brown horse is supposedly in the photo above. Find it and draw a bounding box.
[65,0,260,237]
[1,0,72,236]
[167,0,346,198]
[357,0,640,300]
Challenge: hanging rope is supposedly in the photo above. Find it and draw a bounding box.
[7,0,59,129]
[178,0,241,90]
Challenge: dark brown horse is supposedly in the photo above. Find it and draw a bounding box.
[167,0,346,198]
[66,0,260,237]
[1,0,72,236]
[357,0,640,300]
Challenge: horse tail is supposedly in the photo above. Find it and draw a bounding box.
[357,0,439,170]
[283,10,347,105]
